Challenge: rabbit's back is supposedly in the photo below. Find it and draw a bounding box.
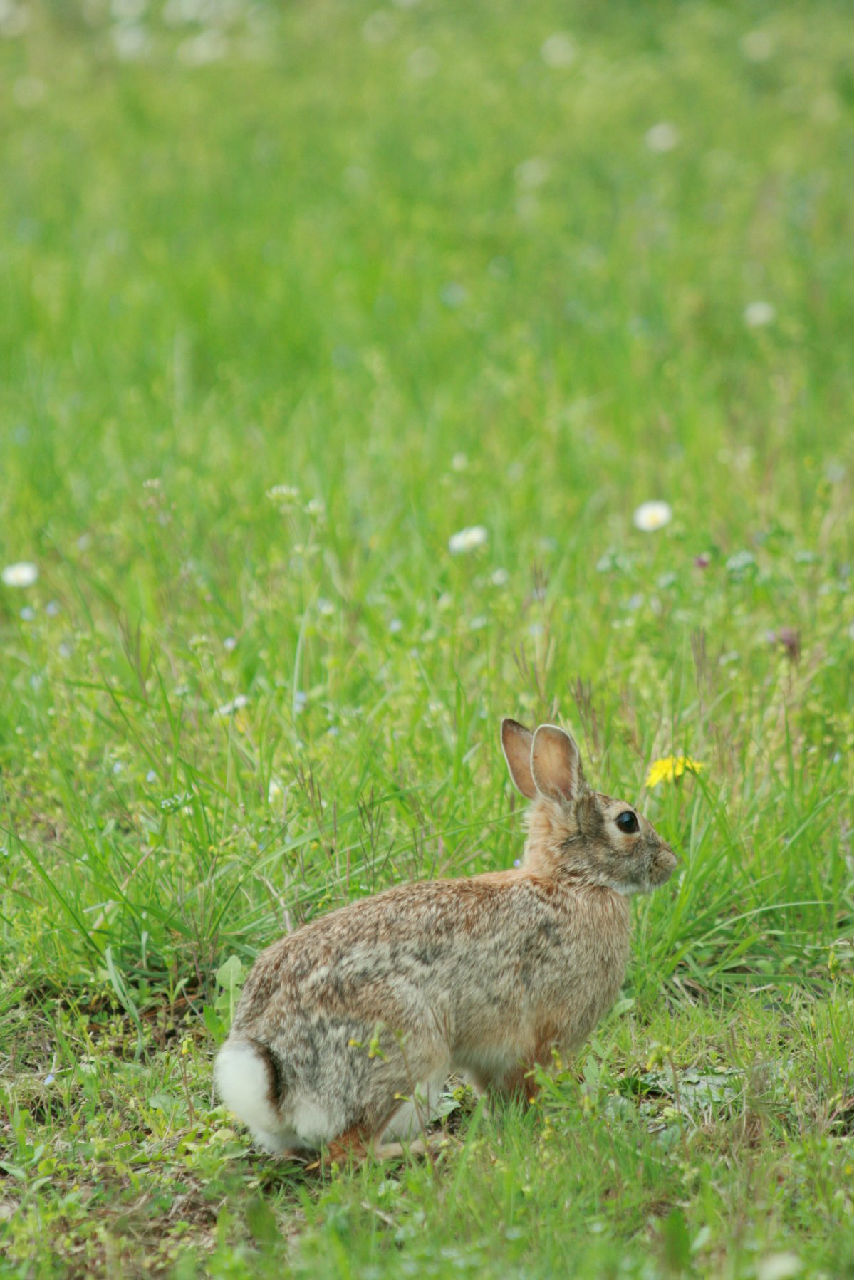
[231,872,631,1056]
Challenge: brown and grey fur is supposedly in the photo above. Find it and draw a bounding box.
[214,719,677,1158]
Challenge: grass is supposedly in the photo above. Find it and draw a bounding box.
[0,0,852,1275]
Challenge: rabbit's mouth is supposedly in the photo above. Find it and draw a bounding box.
[609,850,676,895]
[651,844,679,885]
[618,842,678,894]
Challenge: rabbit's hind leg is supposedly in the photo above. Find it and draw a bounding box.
[323,1122,376,1166]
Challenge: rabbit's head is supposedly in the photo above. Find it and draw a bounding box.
[502,719,678,895]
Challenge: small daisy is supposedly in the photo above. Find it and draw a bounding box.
[215,694,248,718]
[440,282,467,308]
[515,157,550,190]
[645,122,680,153]
[540,32,576,68]
[112,24,149,62]
[646,756,704,788]
[743,301,776,328]
[726,550,756,574]
[740,30,774,62]
[2,561,38,588]
[267,484,299,503]
[177,29,227,66]
[632,501,672,533]
[449,525,488,554]
[407,46,439,79]
[362,10,396,45]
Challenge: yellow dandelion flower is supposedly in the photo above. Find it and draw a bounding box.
[645,756,704,788]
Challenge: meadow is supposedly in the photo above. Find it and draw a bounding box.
[0,0,852,1275]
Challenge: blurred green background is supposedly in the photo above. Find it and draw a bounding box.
[1,0,851,986]
[1,3,852,1275]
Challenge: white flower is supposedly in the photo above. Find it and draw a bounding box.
[215,694,248,718]
[726,550,756,574]
[0,3,29,36]
[177,30,228,66]
[112,24,149,62]
[440,282,467,308]
[743,300,776,328]
[632,501,672,533]
[740,30,774,62]
[449,525,488,554]
[540,32,576,68]
[362,10,396,44]
[266,484,299,502]
[515,157,550,190]
[645,122,680,153]
[407,46,439,79]
[2,561,38,587]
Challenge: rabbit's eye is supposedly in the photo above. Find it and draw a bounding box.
[616,810,639,834]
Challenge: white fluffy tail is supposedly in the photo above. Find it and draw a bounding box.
[214,1039,283,1146]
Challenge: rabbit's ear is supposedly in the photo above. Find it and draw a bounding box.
[531,724,588,803]
[501,718,536,799]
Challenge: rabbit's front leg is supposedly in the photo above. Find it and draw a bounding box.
[489,1062,539,1106]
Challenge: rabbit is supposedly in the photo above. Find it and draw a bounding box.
[214,718,678,1159]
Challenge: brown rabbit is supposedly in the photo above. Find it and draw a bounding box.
[214,719,677,1158]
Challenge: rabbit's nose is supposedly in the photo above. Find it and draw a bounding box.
[653,844,679,882]
[661,845,679,870]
